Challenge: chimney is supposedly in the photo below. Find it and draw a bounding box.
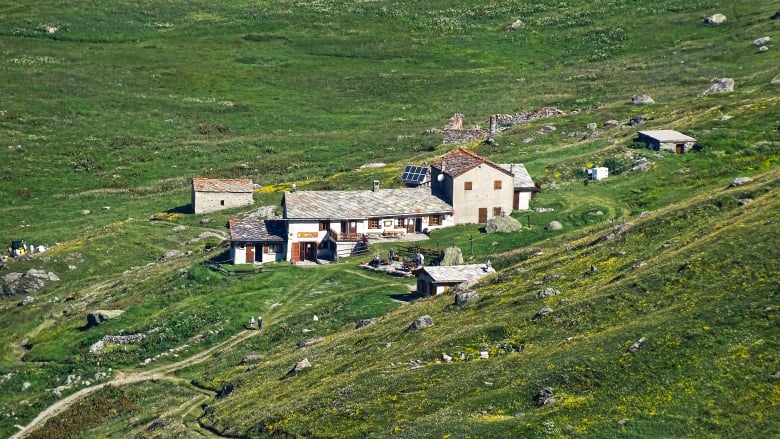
[372,180,379,192]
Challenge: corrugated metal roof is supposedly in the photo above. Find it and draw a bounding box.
[193,178,253,193]
[229,218,286,242]
[637,130,697,142]
[498,163,536,188]
[430,148,513,178]
[283,188,452,219]
[418,264,495,283]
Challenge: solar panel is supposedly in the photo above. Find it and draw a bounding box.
[402,165,428,184]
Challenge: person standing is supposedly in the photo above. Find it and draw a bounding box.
[389,248,395,262]
[257,316,263,330]
[249,316,255,330]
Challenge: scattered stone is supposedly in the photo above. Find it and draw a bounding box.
[479,351,489,359]
[297,337,323,348]
[442,353,453,362]
[770,370,780,380]
[546,221,563,231]
[312,314,319,321]
[595,222,633,243]
[216,382,234,399]
[172,225,187,232]
[508,19,524,30]
[631,95,655,104]
[603,119,621,128]
[536,288,559,298]
[86,310,125,327]
[586,122,598,131]
[407,315,434,331]
[440,246,464,265]
[699,78,734,96]
[355,318,378,329]
[752,36,771,46]
[627,114,647,126]
[22,381,31,391]
[81,210,91,215]
[758,46,769,53]
[288,358,311,375]
[358,162,386,169]
[730,177,752,187]
[628,336,647,353]
[534,307,554,319]
[455,290,479,306]
[19,296,35,306]
[704,13,726,25]
[143,358,152,365]
[720,115,733,121]
[161,250,183,260]
[737,198,753,206]
[538,125,556,134]
[240,354,262,365]
[534,387,557,406]
[485,215,522,234]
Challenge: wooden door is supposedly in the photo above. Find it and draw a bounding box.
[478,208,488,223]
[291,242,300,262]
[246,245,255,263]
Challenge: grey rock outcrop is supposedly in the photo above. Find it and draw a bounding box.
[704,13,726,25]
[534,307,554,319]
[297,337,323,348]
[485,215,523,234]
[407,315,434,331]
[536,288,560,298]
[534,387,557,406]
[752,36,771,46]
[355,318,378,329]
[454,290,479,306]
[546,221,563,231]
[699,78,734,96]
[628,114,647,126]
[2,269,60,297]
[730,177,753,187]
[440,246,464,265]
[86,310,125,327]
[631,95,655,104]
[288,358,311,375]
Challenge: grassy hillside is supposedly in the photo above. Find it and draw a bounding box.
[0,0,778,437]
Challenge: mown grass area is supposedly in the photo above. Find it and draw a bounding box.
[1,0,779,437]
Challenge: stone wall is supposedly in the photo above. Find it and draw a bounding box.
[441,108,565,145]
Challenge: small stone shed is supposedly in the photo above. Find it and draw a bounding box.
[414,264,495,296]
[637,130,697,154]
[192,178,254,214]
[229,218,287,264]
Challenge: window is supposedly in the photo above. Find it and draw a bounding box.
[264,243,282,253]
[464,181,473,190]
[429,215,443,226]
[494,180,502,190]
[396,218,406,228]
[368,218,380,229]
[493,207,502,217]
[220,200,226,205]
[318,221,328,231]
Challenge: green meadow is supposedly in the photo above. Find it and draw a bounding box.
[0,0,778,437]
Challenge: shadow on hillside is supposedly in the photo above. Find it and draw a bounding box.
[389,290,427,303]
[167,204,194,214]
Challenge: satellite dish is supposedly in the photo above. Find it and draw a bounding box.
[437,174,444,182]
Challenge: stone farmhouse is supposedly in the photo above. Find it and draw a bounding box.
[637,130,697,154]
[228,149,536,264]
[192,178,254,214]
[414,264,496,296]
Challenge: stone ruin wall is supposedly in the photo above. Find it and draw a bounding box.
[442,107,565,144]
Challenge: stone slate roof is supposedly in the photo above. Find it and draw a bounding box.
[229,219,286,242]
[283,188,452,220]
[637,130,697,143]
[193,178,253,193]
[498,163,537,189]
[417,264,496,283]
[430,148,513,178]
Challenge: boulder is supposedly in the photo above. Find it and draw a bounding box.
[737,198,753,206]
[485,215,523,234]
[628,337,647,353]
[440,246,464,265]
[19,296,35,306]
[631,95,655,104]
[454,290,479,306]
[508,19,524,30]
[534,307,554,319]
[216,382,234,399]
[355,318,378,329]
[2,269,60,297]
[288,358,311,375]
[628,114,647,126]
[704,13,726,25]
[752,36,771,46]
[758,46,769,53]
[699,78,734,96]
[546,221,563,231]
[536,288,560,298]
[534,387,557,406]
[730,177,752,187]
[407,315,434,331]
[603,119,621,128]
[240,354,262,364]
[86,310,125,327]
[538,125,556,134]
